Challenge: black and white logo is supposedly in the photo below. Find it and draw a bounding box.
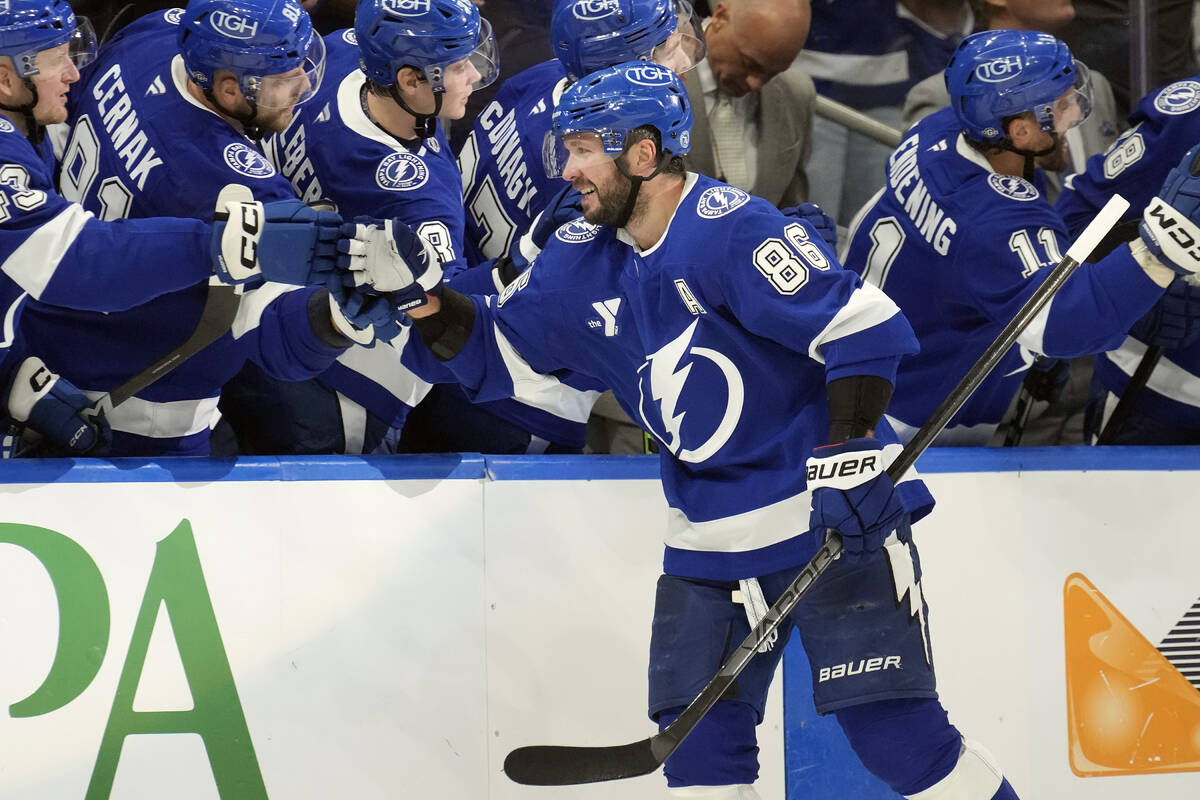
[342,29,358,45]
[0,117,14,134]
[223,143,277,178]
[163,7,184,24]
[1154,80,1200,116]
[625,63,673,87]
[555,218,600,243]
[375,151,429,191]
[974,55,1023,83]
[425,136,440,153]
[987,173,1039,202]
[381,0,432,16]
[209,10,259,39]
[679,130,691,150]
[697,185,750,218]
[572,0,620,20]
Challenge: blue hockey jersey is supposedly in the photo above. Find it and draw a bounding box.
[266,32,602,444]
[459,59,568,264]
[842,108,1166,444]
[414,173,933,580]
[18,10,345,455]
[1056,77,1200,430]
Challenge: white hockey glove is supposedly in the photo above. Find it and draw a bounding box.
[1139,143,1200,281]
[336,217,442,309]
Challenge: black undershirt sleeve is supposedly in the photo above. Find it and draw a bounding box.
[825,375,894,443]
[413,287,477,361]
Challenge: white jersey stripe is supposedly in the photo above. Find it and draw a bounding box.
[1,203,93,300]
[492,319,602,423]
[1104,336,1200,409]
[808,282,903,364]
[87,392,220,438]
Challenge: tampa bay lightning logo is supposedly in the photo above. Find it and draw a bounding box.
[987,173,1039,202]
[572,0,620,20]
[375,151,429,191]
[1154,80,1200,115]
[0,117,14,134]
[223,143,277,178]
[637,320,744,464]
[696,185,750,219]
[163,7,184,24]
[381,0,433,16]
[555,218,600,243]
[342,29,358,45]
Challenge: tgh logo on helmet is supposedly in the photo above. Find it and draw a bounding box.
[626,63,673,87]
[573,0,621,20]
[974,55,1024,83]
[381,0,432,16]
[209,10,260,40]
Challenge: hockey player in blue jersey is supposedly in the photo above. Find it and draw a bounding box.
[841,30,1193,446]
[12,0,406,456]
[1055,77,1200,443]
[0,0,352,456]
[387,60,1023,799]
[459,0,706,268]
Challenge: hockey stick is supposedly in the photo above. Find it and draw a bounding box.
[502,193,1131,787]
[1095,343,1162,444]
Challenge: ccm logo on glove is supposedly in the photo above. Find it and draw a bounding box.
[1144,199,1200,270]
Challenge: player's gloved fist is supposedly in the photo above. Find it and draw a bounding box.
[1139,143,1200,276]
[211,186,341,286]
[328,285,408,346]
[5,357,109,455]
[781,203,838,248]
[508,184,584,272]
[336,217,442,310]
[1130,273,1200,349]
[806,438,905,562]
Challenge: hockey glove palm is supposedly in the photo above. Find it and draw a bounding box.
[1130,273,1200,349]
[806,438,905,562]
[5,357,108,455]
[336,217,442,310]
[212,190,341,287]
[781,203,838,248]
[1140,143,1200,276]
[328,285,408,346]
[508,184,584,272]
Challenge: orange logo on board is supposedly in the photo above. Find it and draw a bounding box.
[1063,573,1200,776]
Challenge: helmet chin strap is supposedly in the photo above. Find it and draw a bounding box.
[388,84,442,139]
[205,88,264,141]
[612,151,670,228]
[0,79,45,144]
[999,132,1059,183]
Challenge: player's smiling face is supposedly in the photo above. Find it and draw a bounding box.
[561,133,631,227]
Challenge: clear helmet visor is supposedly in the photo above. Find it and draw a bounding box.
[246,33,326,109]
[430,17,500,93]
[543,130,620,179]
[25,16,98,78]
[1050,59,1093,136]
[650,0,706,75]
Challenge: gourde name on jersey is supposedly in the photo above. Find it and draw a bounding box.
[428,173,932,580]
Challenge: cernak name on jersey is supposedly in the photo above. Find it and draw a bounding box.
[887,133,957,255]
[271,121,325,205]
[73,64,164,191]
[475,100,539,214]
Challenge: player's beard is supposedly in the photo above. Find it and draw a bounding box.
[580,168,635,228]
[1036,134,1071,174]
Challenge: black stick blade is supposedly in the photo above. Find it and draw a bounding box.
[504,739,662,785]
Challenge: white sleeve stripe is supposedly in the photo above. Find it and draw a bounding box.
[231,283,295,339]
[808,282,904,365]
[1014,298,1052,354]
[334,325,433,408]
[493,322,601,423]
[1,203,94,300]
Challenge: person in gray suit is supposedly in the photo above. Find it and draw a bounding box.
[680,0,815,207]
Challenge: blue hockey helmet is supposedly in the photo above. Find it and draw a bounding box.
[945,29,1092,143]
[545,60,692,177]
[355,0,499,92]
[0,0,97,79]
[178,0,325,109]
[551,0,705,83]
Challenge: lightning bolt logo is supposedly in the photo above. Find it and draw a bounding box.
[643,320,697,454]
[885,537,932,665]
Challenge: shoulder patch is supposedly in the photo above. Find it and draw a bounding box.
[342,29,357,45]
[555,218,600,243]
[163,7,184,24]
[696,185,750,219]
[1154,80,1200,115]
[0,118,14,134]
[425,136,440,153]
[375,151,429,191]
[222,143,277,178]
[987,173,1039,202]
